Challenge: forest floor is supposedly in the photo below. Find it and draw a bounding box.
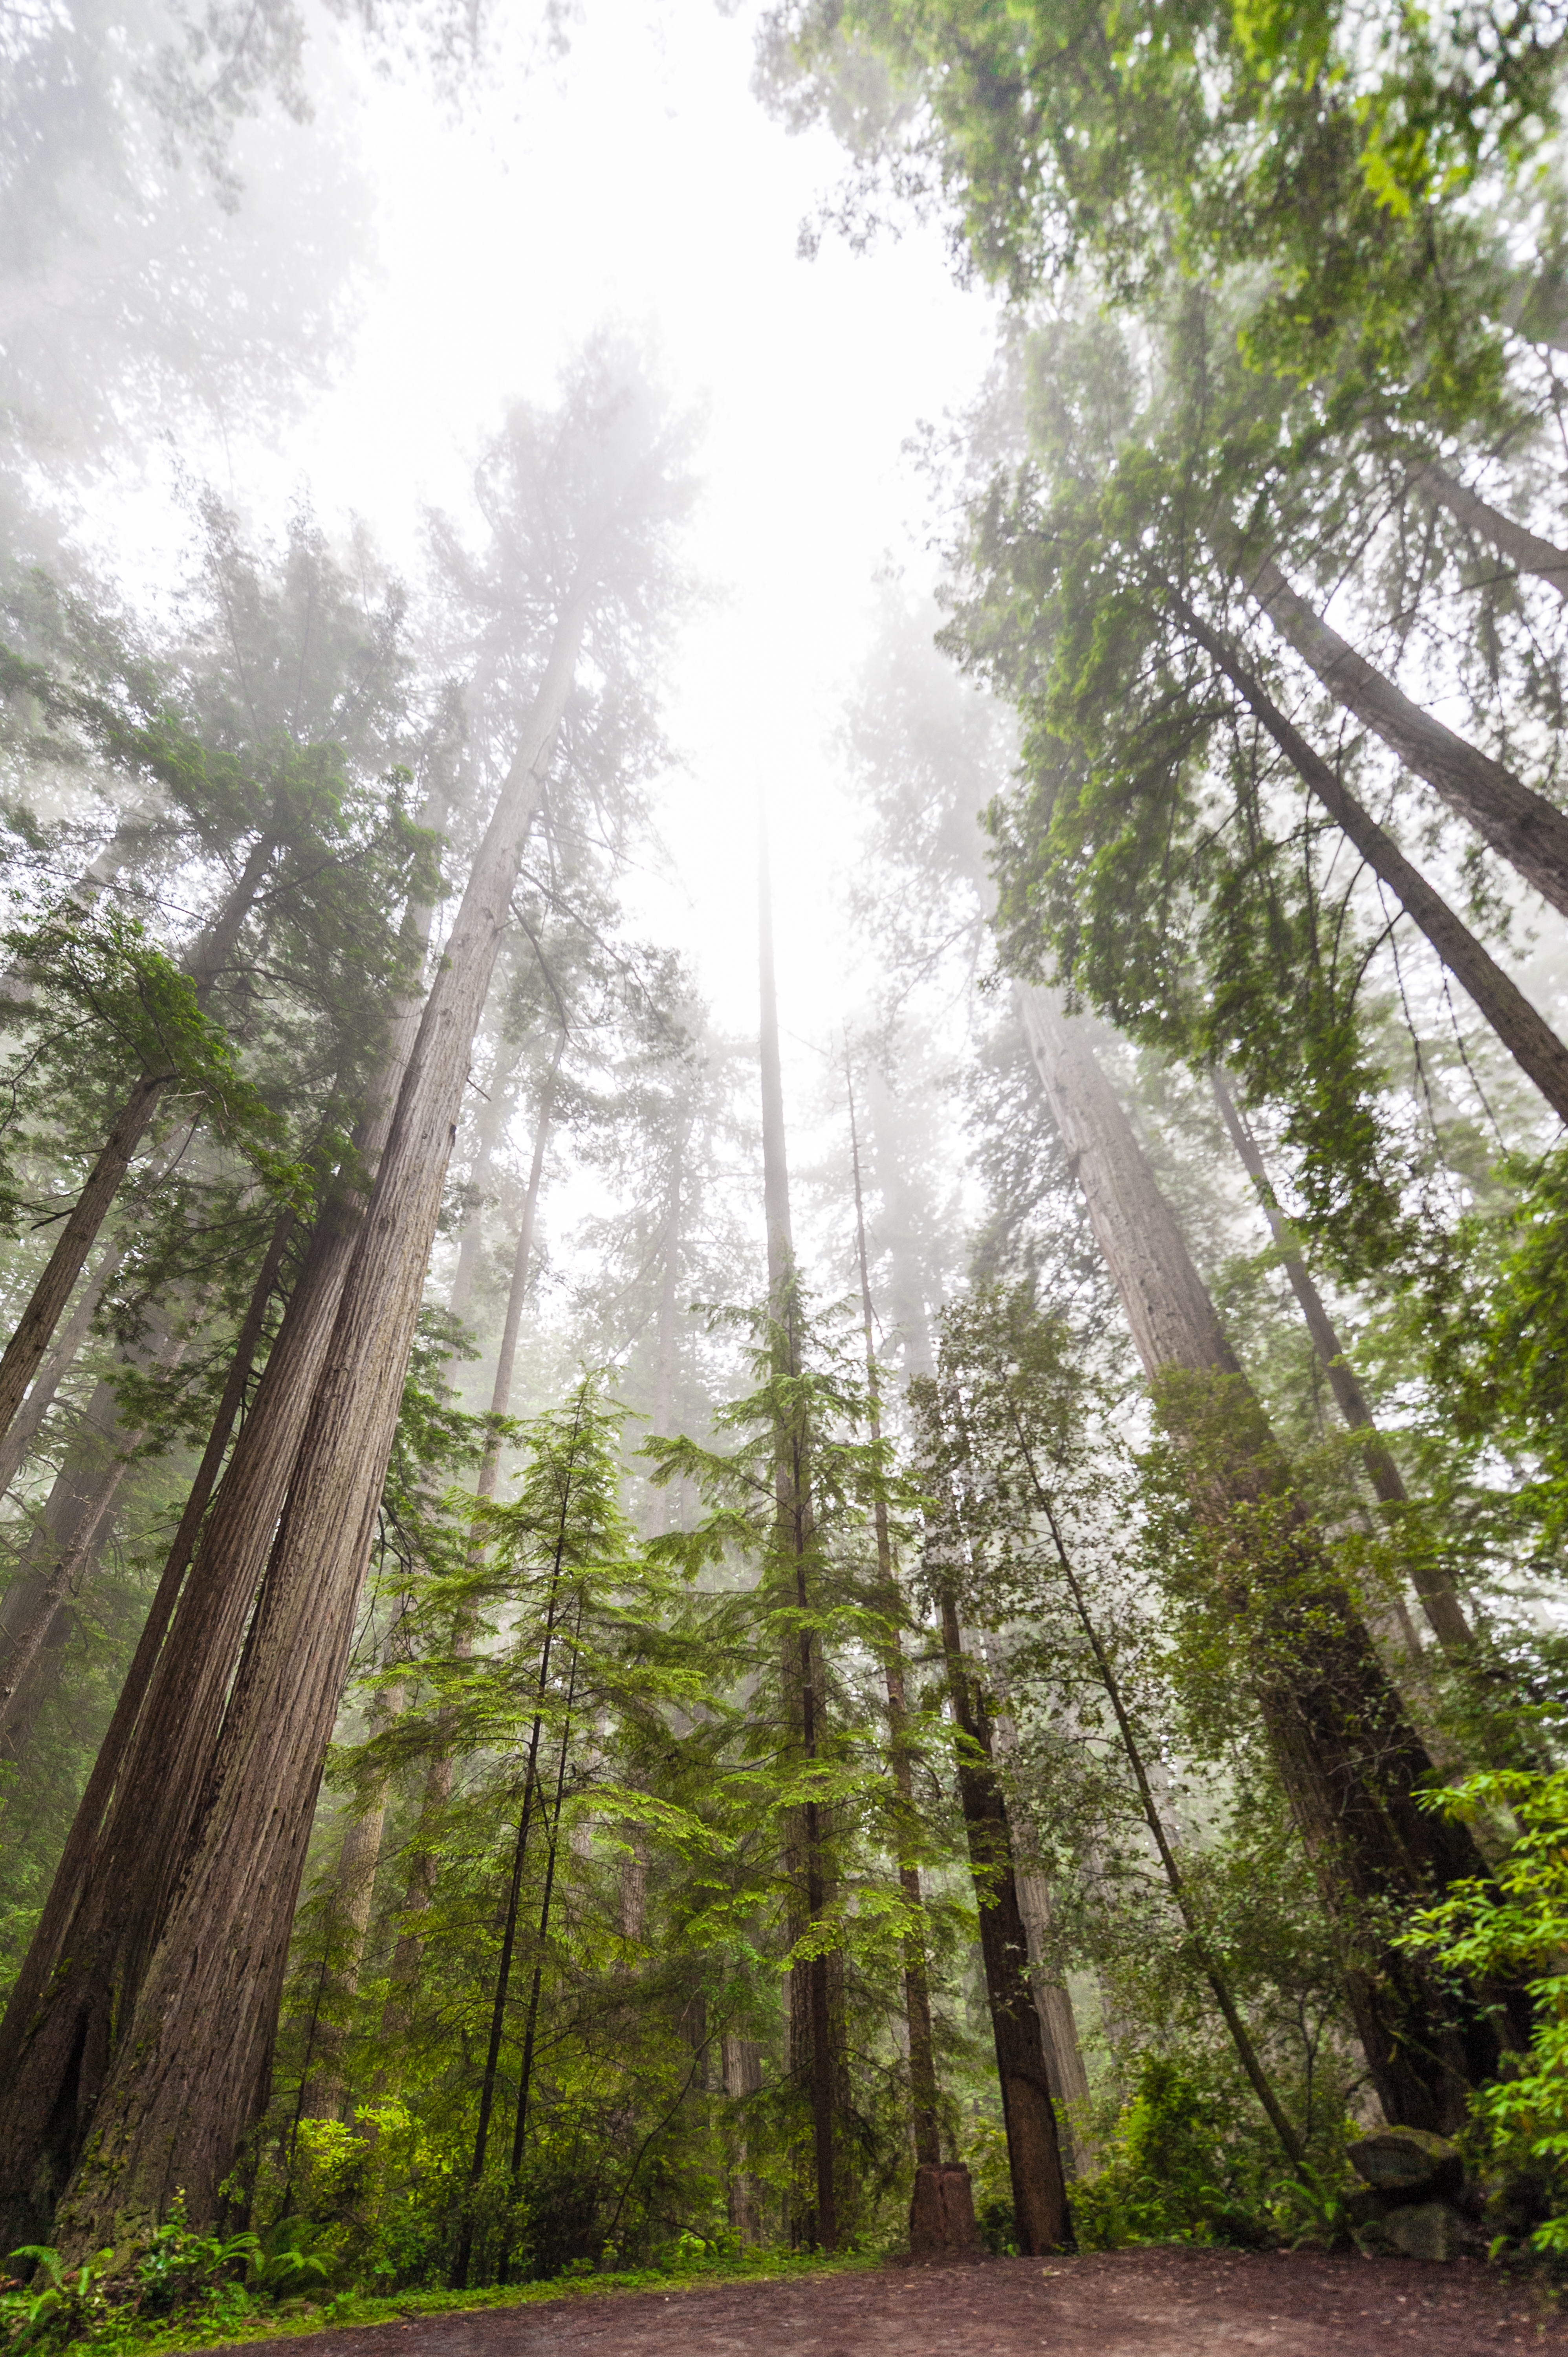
[188,2246,1568,2356]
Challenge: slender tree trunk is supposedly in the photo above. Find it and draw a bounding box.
[1016,981,1530,2131]
[449,1027,527,1318]
[0,1239,128,1506]
[650,1124,687,1535]
[0,832,278,1455]
[968,1640,1092,2175]
[299,1671,407,2122]
[1409,462,1568,601]
[1208,1066,1475,1657]
[383,1054,561,2107]
[759,827,837,2253]
[936,1590,1071,2253]
[845,1057,941,2170]
[509,1599,585,2185]
[51,588,588,2251]
[1006,1439,1307,2173]
[1235,559,1568,916]
[1176,603,1568,1126]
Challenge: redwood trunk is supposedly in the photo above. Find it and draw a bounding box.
[0,1238,128,1505]
[1176,605,1568,1126]
[52,592,587,2249]
[938,1592,1071,2254]
[1016,982,1529,2131]
[1240,559,1568,916]
[1411,462,1568,602]
[1208,1066,1474,1657]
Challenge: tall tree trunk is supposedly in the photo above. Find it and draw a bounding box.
[865,1065,937,1379]
[1000,1448,1307,2173]
[51,587,589,2251]
[0,831,278,1455]
[299,1668,407,2122]
[1208,1066,1474,1657]
[650,1123,688,1535]
[936,1589,1072,2253]
[381,1047,561,2088]
[758,826,837,2254]
[448,1027,527,1318]
[0,1238,128,1506]
[1175,602,1568,1126]
[1409,462,1568,601]
[845,1056,941,2170]
[0,834,441,2253]
[0,1299,196,1749]
[1016,981,1530,2131]
[969,1640,1092,2176]
[1236,558,1568,916]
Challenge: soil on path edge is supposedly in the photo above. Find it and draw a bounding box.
[188,2247,1568,2356]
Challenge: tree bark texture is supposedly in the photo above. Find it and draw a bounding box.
[1016,981,1530,2131]
[938,1593,1071,2253]
[1242,557,1568,916]
[1208,1066,1475,1657]
[1176,605,1568,1127]
[52,598,587,2249]
[0,832,279,1459]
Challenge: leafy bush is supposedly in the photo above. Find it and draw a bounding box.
[1400,1768,1568,2254]
[1070,2057,1271,2249]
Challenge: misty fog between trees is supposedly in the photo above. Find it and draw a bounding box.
[7,0,1568,2326]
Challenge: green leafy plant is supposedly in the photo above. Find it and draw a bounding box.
[0,2248,112,2352]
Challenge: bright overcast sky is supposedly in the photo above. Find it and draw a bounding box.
[203,0,998,1113]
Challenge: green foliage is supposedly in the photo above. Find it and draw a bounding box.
[1071,2057,1278,2247]
[1401,1768,1568,2251]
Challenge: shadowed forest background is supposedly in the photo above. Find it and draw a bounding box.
[5,0,1568,2334]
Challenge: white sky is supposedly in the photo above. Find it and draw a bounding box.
[211,0,999,1143]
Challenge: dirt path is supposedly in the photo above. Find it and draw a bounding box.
[201,2247,1568,2356]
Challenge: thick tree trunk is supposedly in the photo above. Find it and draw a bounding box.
[1237,559,1568,916]
[1409,463,1568,602]
[1016,981,1530,2131]
[937,1592,1071,2253]
[1208,1066,1474,1657]
[759,828,838,2253]
[52,591,587,2251]
[1176,604,1568,1127]
[0,1212,296,2241]
[0,832,278,1457]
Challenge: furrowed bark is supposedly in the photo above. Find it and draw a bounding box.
[1208,1066,1475,1658]
[53,589,587,2250]
[937,1590,1071,2253]
[0,831,278,1456]
[1237,559,1568,916]
[1175,603,1568,1127]
[1016,981,1529,2132]
[299,1669,406,2122]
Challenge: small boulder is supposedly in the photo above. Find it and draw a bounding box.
[1355,2200,1479,2262]
[1347,2127,1463,2201]
[909,2161,983,2254]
